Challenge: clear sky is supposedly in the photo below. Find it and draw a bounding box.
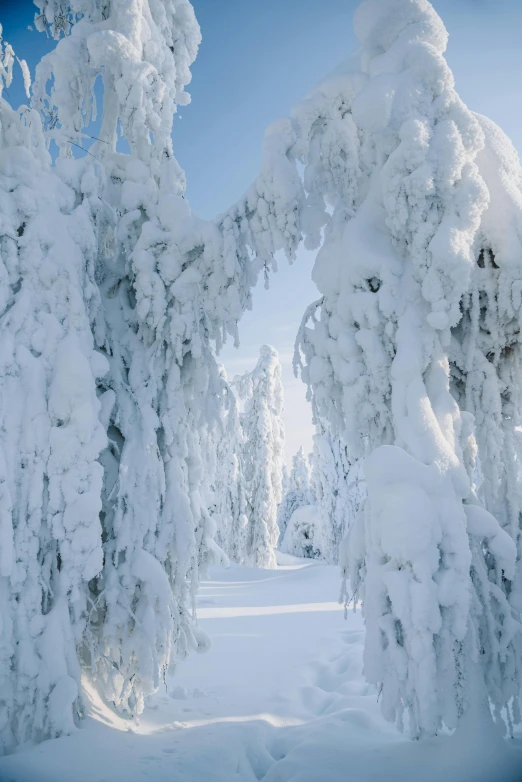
[2,0,522,462]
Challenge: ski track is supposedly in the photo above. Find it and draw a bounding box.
[1,560,521,782]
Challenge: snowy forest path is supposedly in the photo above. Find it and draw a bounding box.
[1,560,521,782]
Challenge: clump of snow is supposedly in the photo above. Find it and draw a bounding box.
[16,58,31,99]
[280,504,324,560]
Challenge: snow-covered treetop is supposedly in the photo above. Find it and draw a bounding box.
[289,447,311,493]
[352,0,484,330]
[353,0,448,58]
[290,0,493,458]
[33,0,200,167]
[236,345,284,407]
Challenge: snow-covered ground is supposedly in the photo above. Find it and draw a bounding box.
[1,558,521,782]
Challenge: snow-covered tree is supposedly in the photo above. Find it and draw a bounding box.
[0,0,321,747]
[0,34,107,752]
[237,346,285,568]
[0,0,306,752]
[30,0,222,722]
[308,427,364,565]
[290,0,522,738]
[277,446,314,540]
[210,370,249,564]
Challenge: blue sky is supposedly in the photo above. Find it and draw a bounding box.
[2,0,522,462]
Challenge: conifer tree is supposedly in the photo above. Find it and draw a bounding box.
[238,346,285,568]
[277,446,314,540]
[291,0,522,738]
[0,0,306,749]
[211,372,249,564]
[0,33,106,751]
[309,428,364,565]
